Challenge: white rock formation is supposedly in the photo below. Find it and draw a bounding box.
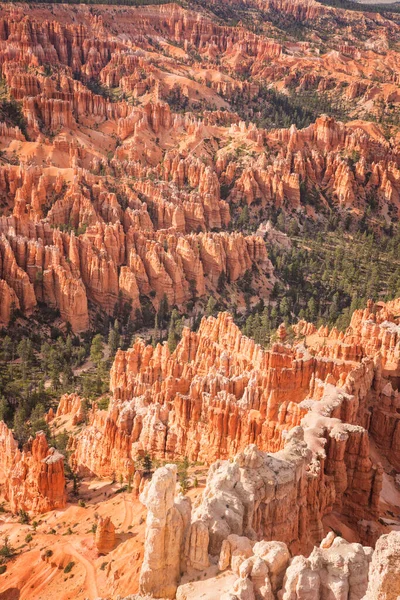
[139,464,186,599]
[279,533,372,600]
[193,432,312,556]
[363,531,400,600]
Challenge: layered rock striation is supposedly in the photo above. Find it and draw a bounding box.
[0,2,399,331]
[0,423,66,514]
[70,298,400,552]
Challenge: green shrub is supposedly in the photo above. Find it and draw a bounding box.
[64,561,75,574]
[19,509,30,524]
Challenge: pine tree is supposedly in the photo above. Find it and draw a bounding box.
[178,456,190,493]
[90,334,104,367]
[108,321,120,358]
[62,360,74,386]
[217,271,227,293]
[205,296,217,317]
[141,453,152,475]
[48,347,61,390]
[237,205,249,228]
[17,339,33,378]
[1,336,13,362]
[13,406,29,446]
[158,293,169,327]
[307,298,317,322]
[72,472,81,496]
[29,403,50,439]
[329,293,340,322]
[0,396,9,423]
[167,309,180,353]
[65,335,73,362]
[153,314,160,346]
[41,342,51,375]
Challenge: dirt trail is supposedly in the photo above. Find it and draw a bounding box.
[121,495,133,531]
[64,543,99,600]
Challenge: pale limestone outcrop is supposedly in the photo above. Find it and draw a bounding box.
[139,463,213,598]
[139,464,185,599]
[279,534,372,600]
[193,437,312,555]
[217,535,288,599]
[175,532,399,600]
[363,531,400,600]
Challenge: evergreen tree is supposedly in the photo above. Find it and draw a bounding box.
[17,339,33,379]
[178,456,190,493]
[108,320,120,358]
[13,406,29,446]
[157,294,169,327]
[329,293,340,322]
[141,453,152,475]
[1,336,13,362]
[217,271,227,293]
[206,296,217,317]
[167,309,180,353]
[48,347,61,390]
[61,360,74,387]
[41,342,51,375]
[307,298,317,321]
[0,396,10,423]
[237,205,249,228]
[153,314,160,346]
[30,403,49,438]
[90,334,104,367]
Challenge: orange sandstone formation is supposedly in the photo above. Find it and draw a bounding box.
[0,424,66,514]
[95,516,116,555]
[0,1,399,597]
[56,392,85,425]
[70,297,400,552]
[0,3,398,331]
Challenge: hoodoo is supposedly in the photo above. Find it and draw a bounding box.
[0,0,399,597]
